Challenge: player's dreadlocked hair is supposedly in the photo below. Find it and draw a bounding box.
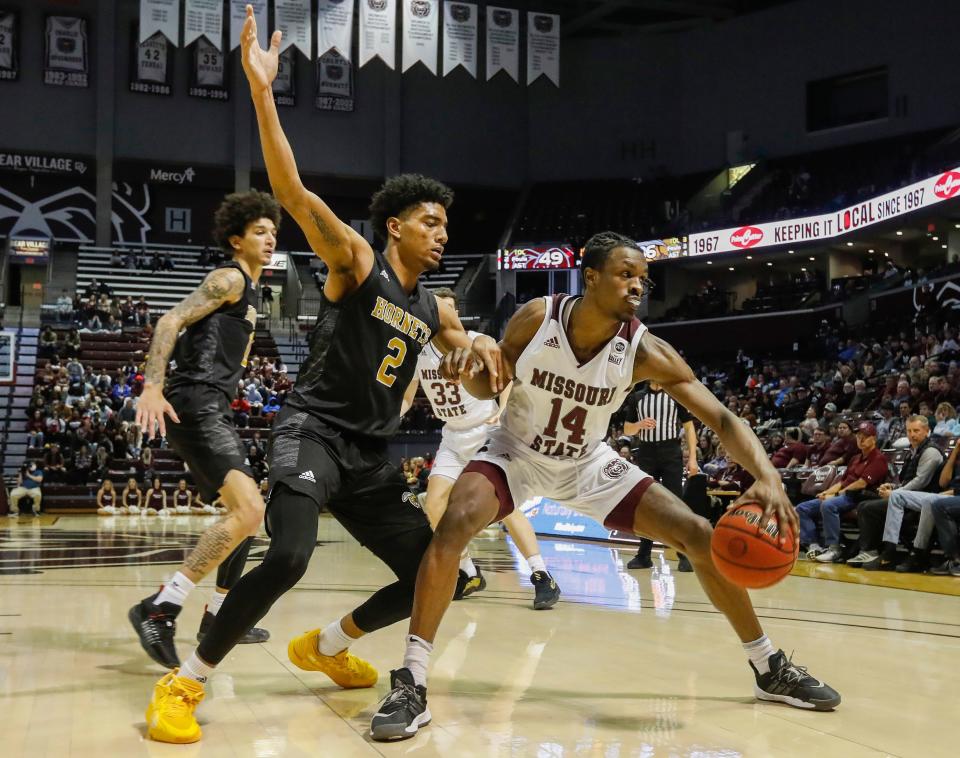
[580,231,639,282]
[369,174,454,242]
[213,190,282,254]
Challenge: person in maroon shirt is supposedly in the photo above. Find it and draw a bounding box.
[822,420,858,465]
[770,428,808,468]
[796,422,890,562]
[805,427,832,467]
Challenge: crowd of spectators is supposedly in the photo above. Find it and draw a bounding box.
[52,279,152,333]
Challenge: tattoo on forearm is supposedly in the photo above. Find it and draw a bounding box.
[309,209,343,247]
[183,517,241,577]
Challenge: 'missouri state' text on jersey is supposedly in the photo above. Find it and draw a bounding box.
[501,295,645,458]
[415,331,498,429]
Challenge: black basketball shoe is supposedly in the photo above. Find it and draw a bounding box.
[196,608,270,644]
[453,567,486,600]
[751,650,841,711]
[128,594,180,669]
[531,571,560,610]
[370,668,431,741]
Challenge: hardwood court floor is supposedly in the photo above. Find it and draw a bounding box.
[1,514,958,757]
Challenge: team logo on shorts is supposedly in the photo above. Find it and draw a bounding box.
[402,491,423,510]
[602,459,628,480]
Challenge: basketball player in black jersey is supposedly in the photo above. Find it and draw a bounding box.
[143,7,504,744]
[129,191,278,672]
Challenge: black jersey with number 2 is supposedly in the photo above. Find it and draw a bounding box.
[167,261,258,399]
[287,250,440,439]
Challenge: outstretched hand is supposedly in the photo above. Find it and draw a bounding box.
[438,336,509,395]
[136,384,180,440]
[240,4,282,93]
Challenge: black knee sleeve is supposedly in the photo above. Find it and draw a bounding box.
[215,537,253,590]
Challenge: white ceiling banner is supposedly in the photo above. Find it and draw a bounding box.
[360,0,396,69]
[274,0,312,57]
[485,6,518,82]
[402,0,438,74]
[442,1,476,78]
[526,12,559,86]
[184,0,223,50]
[317,0,355,61]
[140,0,180,46]
[230,0,268,51]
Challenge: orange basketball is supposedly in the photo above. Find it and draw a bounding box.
[710,503,798,588]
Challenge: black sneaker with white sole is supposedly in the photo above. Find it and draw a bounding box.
[370,668,431,741]
[196,608,271,643]
[751,650,841,711]
[128,593,180,669]
[531,571,560,610]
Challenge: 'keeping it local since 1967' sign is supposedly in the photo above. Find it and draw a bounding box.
[688,167,960,256]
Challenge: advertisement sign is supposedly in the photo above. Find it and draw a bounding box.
[522,498,642,544]
[637,236,687,262]
[8,237,51,264]
[498,244,577,270]
[688,167,960,256]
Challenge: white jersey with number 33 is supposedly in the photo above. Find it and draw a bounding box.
[416,331,498,431]
[501,295,646,459]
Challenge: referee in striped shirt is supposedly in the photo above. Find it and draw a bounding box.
[623,381,699,571]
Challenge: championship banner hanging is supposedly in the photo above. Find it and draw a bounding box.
[44,16,89,87]
[0,10,19,81]
[317,0,354,61]
[360,0,396,69]
[130,28,172,95]
[402,0,438,74]
[315,50,354,112]
[485,6,517,82]
[274,0,311,57]
[526,12,559,86]
[139,0,179,45]
[190,35,228,100]
[184,0,223,50]
[273,47,296,106]
[230,0,267,51]
[442,2,476,78]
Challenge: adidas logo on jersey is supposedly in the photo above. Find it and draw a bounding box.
[543,336,560,348]
[380,269,389,280]
[298,470,316,483]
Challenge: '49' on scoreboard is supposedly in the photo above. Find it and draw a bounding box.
[498,245,578,270]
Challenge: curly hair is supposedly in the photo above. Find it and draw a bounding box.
[581,231,638,280]
[212,190,282,253]
[368,174,454,241]
[431,286,457,306]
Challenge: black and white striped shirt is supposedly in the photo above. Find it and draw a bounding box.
[626,388,692,443]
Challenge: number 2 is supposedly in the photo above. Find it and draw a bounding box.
[376,337,407,387]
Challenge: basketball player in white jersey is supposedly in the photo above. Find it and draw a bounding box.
[371,232,839,741]
[403,287,560,610]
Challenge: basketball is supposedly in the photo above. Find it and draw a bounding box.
[711,503,798,589]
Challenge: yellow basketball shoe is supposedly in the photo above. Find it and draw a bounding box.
[145,669,205,743]
[287,629,378,688]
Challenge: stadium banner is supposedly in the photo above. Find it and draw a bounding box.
[317,0,354,61]
[130,28,173,95]
[274,0,311,57]
[7,237,51,265]
[0,149,91,176]
[273,47,296,106]
[688,167,960,257]
[229,0,267,51]
[360,0,395,69]
[315,49,354,111]
[44,16,89,87]
[526,11,559,86]
[0,10,19,81]
[442,1,476,78]
[184,0,223,50]
[638,237,688,262]
[498,244,578,270]
[402,0,438,74]
[485,6,518,82]
[190,35,229,100]
[139,0,179,45]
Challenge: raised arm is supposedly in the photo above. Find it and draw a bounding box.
[633,331,798,541]
[240,6,370,294]
[137,267,245,438]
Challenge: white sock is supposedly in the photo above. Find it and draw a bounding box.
[403,634,433,688]
[459,554,477,578]
[527,554,547,574]
[743,634,776,675]
[155,572,196,608]
[207,590,227,616]
[318,619,355,656]
[179,651,215,684]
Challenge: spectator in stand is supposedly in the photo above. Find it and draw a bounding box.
[262,393,281,419]
[135,296,150,327]
[797,422,889,563]
[806,427,832,466]
[57,289,75,324]
[118,397,137,424]
[73,443,94,484]
[875,402,896,446]
[822,419,858,465]
[847,380,873,412]
[138,447,154,480]
[770,428,808,468]
[39,325,59,359]
[799,405,820,439]
[933,402,960,438]
[9,462,43,516]
[26,409,45,448]
[160,252,175,271]
[819,402,838,428]
[121,477,142,515]
[245,383,264,416]
[43,443,67,483]
[231,392,251,428]
[96,479,118,515]
[886,401,912,448]
[261,283,274,318]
